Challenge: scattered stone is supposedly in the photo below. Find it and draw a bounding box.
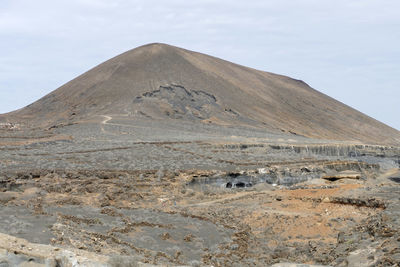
[160,232,170,240]
[270,263,332,267]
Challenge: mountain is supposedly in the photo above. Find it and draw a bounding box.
[2,43,399,144]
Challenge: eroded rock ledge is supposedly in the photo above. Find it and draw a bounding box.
[0,233,110,267]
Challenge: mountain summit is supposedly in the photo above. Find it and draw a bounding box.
[3,43,400,144]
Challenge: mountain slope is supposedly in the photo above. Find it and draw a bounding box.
[2,43,400,144]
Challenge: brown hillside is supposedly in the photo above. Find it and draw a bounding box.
[2,43,399,144]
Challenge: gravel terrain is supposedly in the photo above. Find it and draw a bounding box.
[0,120,399,266]
[0,43,399,266]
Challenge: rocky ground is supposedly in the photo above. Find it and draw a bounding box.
[0,120,400,266]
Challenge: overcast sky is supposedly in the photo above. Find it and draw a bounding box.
[0,0,399,130]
